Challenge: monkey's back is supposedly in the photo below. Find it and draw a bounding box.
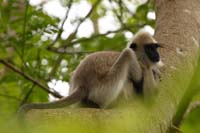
[70,51,120,90]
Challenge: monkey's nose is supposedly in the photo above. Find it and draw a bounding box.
[151,55,160,62]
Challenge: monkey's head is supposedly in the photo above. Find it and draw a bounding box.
[128,31,163,67]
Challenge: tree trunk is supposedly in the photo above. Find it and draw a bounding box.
[22,0,200,132]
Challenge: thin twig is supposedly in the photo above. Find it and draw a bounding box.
[68,26,131,46]
[62,0,101,48]
[75,0,102,33]
[48,47,95,54]
[109,0,124,26]
[36,49,41,78]
[19,84,36,106]
[46,0,102,80]
[0,93,21,101]
[21,0,29,69]
[170,124,183,133]
[65,25,144,46]
[48,0,73,48]
[0,59,62,98]
[48,55,64,80]
[48,24,144,54]
[184,101,200,119]
[48,0,102,50]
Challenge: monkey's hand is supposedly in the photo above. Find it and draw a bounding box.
[152,67,161,82]
[140,63,147,70]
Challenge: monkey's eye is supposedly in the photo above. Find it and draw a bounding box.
[154,43,162,48]
[146,43,162,49]
[130,43,137,50]
[145,45,157,51]
[156,43,164,48]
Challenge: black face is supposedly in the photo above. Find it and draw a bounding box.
[144,43,161,62]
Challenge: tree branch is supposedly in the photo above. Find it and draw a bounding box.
[0,59,62,98]
[59,0,102,49]
[21,0,29,69]
[48,47,94,55]
[109,0,124,27]
[48,0,73,48]
[47,55,64,81]
[184,101,200,119]
[48,24,144,54]
[19,84,36,106]
[48,0,102,50]
[170,124,183,133]
[46,0,102,80]
[74,0,102,33]
[0,93,21,101]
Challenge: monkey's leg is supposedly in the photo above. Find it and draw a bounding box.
[131,77,144,95]
[100,48,143,104]
[81,98,100,108]
[110,48,144,95]
[110,48,142,81]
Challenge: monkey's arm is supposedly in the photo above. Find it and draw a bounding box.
[152,66,161,82]
[143,67,159,96]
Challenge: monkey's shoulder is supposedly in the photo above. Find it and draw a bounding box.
[87,51,120,60]
[74,51,120,76]
[83,51,120,64]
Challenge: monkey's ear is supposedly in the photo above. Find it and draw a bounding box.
[130,43,137,50]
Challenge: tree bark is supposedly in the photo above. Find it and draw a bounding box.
[22,0,200,132]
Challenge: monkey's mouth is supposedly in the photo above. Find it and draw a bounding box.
[151,57,160,63]
[137,54,145,61]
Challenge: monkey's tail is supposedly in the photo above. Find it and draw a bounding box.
[17,89,85,117]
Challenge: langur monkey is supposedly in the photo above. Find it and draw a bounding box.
[18,31,163,115]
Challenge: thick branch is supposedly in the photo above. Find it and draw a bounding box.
[0,59,62,98]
